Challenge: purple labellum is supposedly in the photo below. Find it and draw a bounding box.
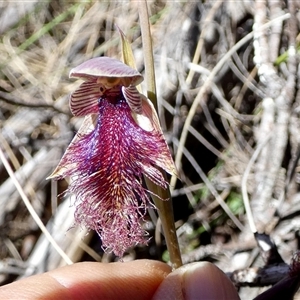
[49,57,177,257]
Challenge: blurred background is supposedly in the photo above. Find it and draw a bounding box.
[0,1,299,298]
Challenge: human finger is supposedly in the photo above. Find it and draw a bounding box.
[0,260,171,300]
[152,261,240,300]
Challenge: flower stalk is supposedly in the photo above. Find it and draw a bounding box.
[137,1,182,269]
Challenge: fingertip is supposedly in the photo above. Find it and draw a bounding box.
[183,262,240,300]
[153,262,240,300]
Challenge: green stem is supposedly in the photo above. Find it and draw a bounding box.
[138,1,182,270]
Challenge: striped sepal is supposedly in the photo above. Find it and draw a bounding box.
[122,85,142,114]
[70,81,102,116]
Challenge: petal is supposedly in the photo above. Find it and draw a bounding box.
[47,114,97,179]
[122,85,142,114]
[70,81,103,116]
[122,88,179,178]
[138,94,178,178]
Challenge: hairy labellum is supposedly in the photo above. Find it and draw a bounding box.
[49,57,177,257]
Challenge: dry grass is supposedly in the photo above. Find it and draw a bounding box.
[0,1,300,298]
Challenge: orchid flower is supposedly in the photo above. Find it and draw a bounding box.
[49,57,177,257]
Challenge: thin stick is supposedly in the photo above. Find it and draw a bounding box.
[241,135,271,233]
[173,138,245,232]
[186,0,223,85]
[0,146,73,266]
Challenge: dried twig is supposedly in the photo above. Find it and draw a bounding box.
[0,146,73,265]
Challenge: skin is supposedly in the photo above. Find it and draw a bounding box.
[0,260,240,300]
